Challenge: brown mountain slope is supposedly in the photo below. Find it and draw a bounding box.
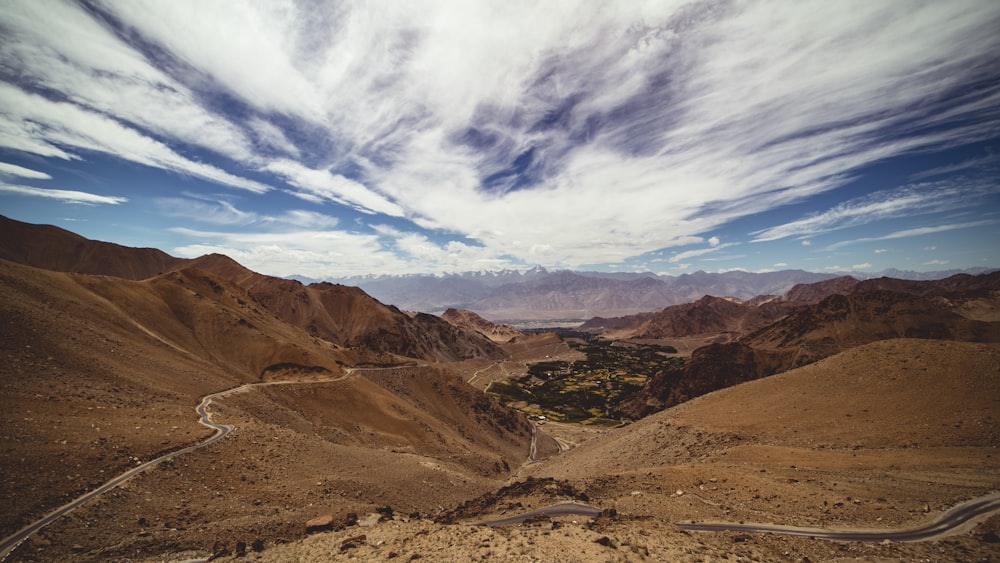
[530,340,999,540]
[178,250,504,362]
[210,264,504,362]
[0,215,183,279]
[742,289,1000,360]
[580,276,861,339]
[75,266,355,380]
[580,295,799,341]
[441,308,523,343]
[619,287,1000,418]
[0,259,238,539]
[1,258,532,559]
[853,271,1000,296]
[782,274,860,302]
[251,340,1000,563]
[0,218,502,363]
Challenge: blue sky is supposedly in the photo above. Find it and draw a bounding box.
[1,0,998,278]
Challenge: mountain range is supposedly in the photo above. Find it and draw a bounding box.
[328,265,996,321]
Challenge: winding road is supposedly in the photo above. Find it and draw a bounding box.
[677,492,1000,542]
[470,494,1000,543]
[7,368,998,559]
[0,372,359,561]
[471,502,603,527]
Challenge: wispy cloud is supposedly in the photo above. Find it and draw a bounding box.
[0,183,127,205]
[0,83,272,193]
[750,181,996,242]
[0,162,51,180]
[264,160,404,216]
[668,242,739,263]
[2,1,999,274]
[159,197,341,230]
[825,220,997,250]
[170,227,398,279]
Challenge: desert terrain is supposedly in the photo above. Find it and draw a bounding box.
[1,217,998,562]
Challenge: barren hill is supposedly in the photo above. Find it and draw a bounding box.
[0,215,183,279]
[619,284,1000,418]
[248,339,1000,562]
[0,257,533,560]
[782,274,860,302]
[0,218,502,363]
[191,255,504,362]
[582,295,797,340]
[0,258,348,541]
[440,308,523,343]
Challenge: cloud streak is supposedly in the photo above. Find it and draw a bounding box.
[1,0,998,275]
[0,183,127,205]
[750,180,998,242]
[825,220,998,250]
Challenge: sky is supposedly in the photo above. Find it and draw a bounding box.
[1,0,999,279]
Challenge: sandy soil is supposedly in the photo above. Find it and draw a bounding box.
[164,339,1000,563]
[4,251,999,562]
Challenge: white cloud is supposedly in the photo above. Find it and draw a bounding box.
[2,1,999,273]
[0,0,259,164]
[773,262,788,267]
[170,227,398,278]
[0,162,51,179]
[0,83,272,193]
[851,262,872,270]
[874,248,888,254]
[157,198,257,225]
[826,220,997,250]
[750,181,995,242]
[923,259,950,266]
[924,245,937,251]
[265,159,404,217]
[668,242,739,263]
[272,210,340,229]
[801,240,812,246]
[0,183,127,204]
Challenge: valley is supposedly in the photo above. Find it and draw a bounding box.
[1,216,999,562]
[486,332,682,424]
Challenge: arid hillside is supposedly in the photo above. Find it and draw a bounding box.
[0,215,183,280]
[245,339,1000,562]
[582,295,798,341]
[440,308,523,343]
[3,218,999,562]
[0,217,503,363]
[0,257,533,561]
[618,281,1000,418]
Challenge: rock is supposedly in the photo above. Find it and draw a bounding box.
[340,534,366,551]
[235,540,246,557]
[305,514,335,534]
[981,531,1000,543]
[594,536,615,548]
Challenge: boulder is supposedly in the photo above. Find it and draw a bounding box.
[305,514,335,534]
